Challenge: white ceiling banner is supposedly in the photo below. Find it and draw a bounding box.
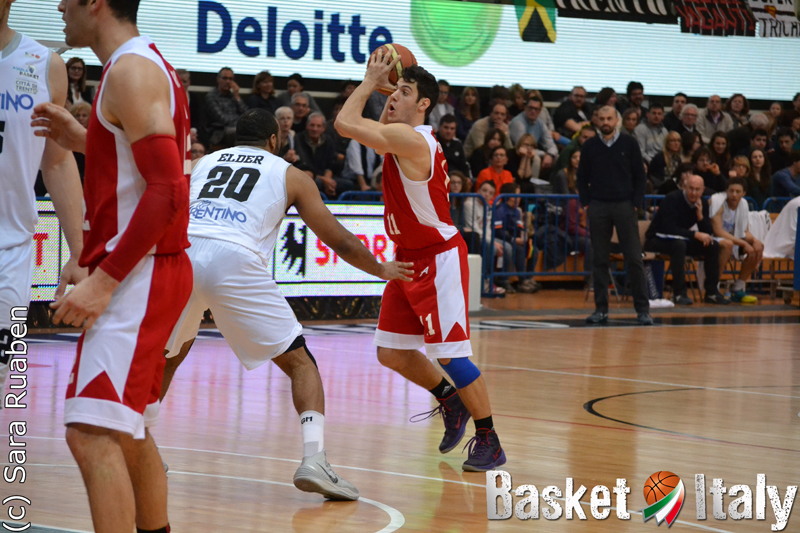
[749,0,800,37]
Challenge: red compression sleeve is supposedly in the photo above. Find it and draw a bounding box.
[98,134,188,282]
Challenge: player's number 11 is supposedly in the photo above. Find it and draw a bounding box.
[420,313,435,336]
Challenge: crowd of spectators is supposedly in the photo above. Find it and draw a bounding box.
[55,60,800,299]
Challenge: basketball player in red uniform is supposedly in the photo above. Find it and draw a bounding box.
[31,1,192,531]
[335,50,506,471]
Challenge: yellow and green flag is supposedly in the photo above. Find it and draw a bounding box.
[514,0,557,43]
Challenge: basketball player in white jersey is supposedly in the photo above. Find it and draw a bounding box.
[0,0,85,399]
[162,108,413,500]
[336,51,506,471]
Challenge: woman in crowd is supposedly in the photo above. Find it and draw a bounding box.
[648,131,682,191]
[747,149,772,208]
[66,57,93,107]
[469,128,507,176]
[709,131,732,178]
[508,84,526,117]
[658,162,695,195]
[506,134,540,191]
[476,146,515,199]
[693,146,727,192]
[552,149,580,195]
[724,94,750,127]
[449,171,466,227]
[69,102,91,180]
[276,106,300,165]
[456,86,481,141]
[247,70,278,112]
[680,131,703,163]
[621,108,639,135]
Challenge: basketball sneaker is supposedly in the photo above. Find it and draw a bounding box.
[462,429,506,472]
[410,391,471,454]
[293,451,359,501]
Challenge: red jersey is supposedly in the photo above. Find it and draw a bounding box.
[81,36,190,273]
[382,125,459,251]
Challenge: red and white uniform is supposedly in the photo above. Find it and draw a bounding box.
[374,125,471,359]
[64,36,192,439]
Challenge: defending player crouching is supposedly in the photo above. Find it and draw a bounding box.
[335,50,507,471]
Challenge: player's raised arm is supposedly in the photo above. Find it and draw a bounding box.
[334,50,429,159]
[286,166,413,282]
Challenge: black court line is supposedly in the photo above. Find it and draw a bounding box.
[3,525,87,533]
[584,387,800,454]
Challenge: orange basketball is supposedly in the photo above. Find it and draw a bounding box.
[372,43,418,95]
[643,471,680,505]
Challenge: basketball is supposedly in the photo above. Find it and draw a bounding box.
[372,43,417,95]
[643,471,680,505]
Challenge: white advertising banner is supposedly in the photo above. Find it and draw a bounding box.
[749,0,800,37]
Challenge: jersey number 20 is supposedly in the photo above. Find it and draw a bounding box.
[198,165,260,202]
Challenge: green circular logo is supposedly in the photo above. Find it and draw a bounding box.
[410,0,501,67]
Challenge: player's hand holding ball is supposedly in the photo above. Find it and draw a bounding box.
[366,44,417,96]
[379,261,415,282]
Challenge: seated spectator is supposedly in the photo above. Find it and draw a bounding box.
[295,113,339,197]
[724,94,750,127]
[205,67,248,148]
[341,138,382,192]
[750,128,769,153]
[429,79,454,132]
[727,113,770,157]
[553,86,592,137]
[680,131,703,163]
[276,106,301,166]
[456,86,481,141]
[291,92,313,133]
[709,177,763,303]
[339,80,357,99]
[558,153,591,268]
[771,151,800,197]
[247,70,278,112]
[493,183,538,293]
[551,124,596,178]
[66,57,93,106]
[621,81,647,120]
[506,134,541,190]
[709,131,732,178]
[527,89,561,144]
[770,127,795,171]
[276,73,321,113]
[190,142,206,161]
[648,131,682,191]
[621,108,640,135]
[476,146,515,199]
[325,95,349,176]
[663,92,688,132]
[730,155,750,180]
[449,171,465,226]
[177,69,206,141]
[552,149,580,195]
[437,114,471,178]
[692,147,727,192]
[657,162,695,195]
[769,102,784,122]
[697,95,735,143]
[485,85,511,115]
[462,180,497,255]
[644,175,731,305]
[634,103,667,164]
[747,149,772,208]
[675,104,699,134]
[69,102,91,179]
[464,103,512,158]
[469,128,507,176]
[763,194,800,258]
[509,95,557,171]
[508,84,527,118]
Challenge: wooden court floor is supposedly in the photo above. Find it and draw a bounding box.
[11,298,800,532]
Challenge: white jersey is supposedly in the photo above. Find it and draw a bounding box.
[0,33,51,249]
[188,146,291,266]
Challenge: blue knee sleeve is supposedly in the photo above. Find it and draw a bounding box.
[439,358,481,389]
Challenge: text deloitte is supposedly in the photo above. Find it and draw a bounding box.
[197,1,393,61]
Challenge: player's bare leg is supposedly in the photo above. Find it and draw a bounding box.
[119,429,170,530]
[439,358,492,421]
[65,424,137,532]
[274,340,358,501]
[376,347,443,389]
[160,339,194,401]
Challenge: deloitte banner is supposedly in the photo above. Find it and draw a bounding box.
[31,202,389,301]
[8,0,800,100]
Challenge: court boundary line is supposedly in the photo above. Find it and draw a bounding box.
[481,363,800,399]
[24,462,732,532]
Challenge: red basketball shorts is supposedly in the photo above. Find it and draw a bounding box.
[375,238,471,359]
[64,252,192,439]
